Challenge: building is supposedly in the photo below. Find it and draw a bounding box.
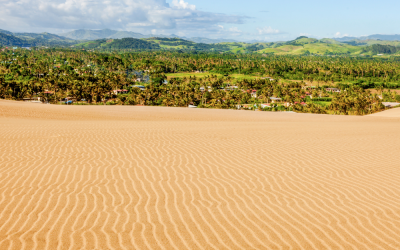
[225,86,238,91]
[382,102,400,108]
[132,85,145,91]
[261,104,271,109]
[326,88,341,93]
[261,77,275,81]
[270,97,282,103]
[113,89,128,95]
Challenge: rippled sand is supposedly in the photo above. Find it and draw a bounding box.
[1,100,400,249]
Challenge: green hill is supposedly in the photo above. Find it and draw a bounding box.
[0,29,13,36]
[2,30,400,57]
[0,33,28,46]
[144,37,232,51]
[286,36,319,45]
[319,38,342,44]
[14,32,73,41]
[74,38,160,50]
[60,29,147,40]
[0,31,79,47]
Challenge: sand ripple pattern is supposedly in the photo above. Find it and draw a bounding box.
[1,100,400,249]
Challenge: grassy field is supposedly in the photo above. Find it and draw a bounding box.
[259,43,362,55]
[165,72,219,79]
[166,73,262,81]
[311,101,332,107]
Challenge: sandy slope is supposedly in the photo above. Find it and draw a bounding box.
[369,107,400,118]
[1,100,400,250]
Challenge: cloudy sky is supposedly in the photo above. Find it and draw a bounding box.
[1,0,399,41]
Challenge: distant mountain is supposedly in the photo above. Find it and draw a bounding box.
[0,33,30,46]
[59,29,148,40]
[286,36,319,45]
[59,29,238,44]
[184,37,238,44]
[74,38,160,50]
[363,34,400,41]
[0,30,78,47]
[0,29,13,36]
[319,38,342,44]
[333,37,359,42]
[74,37,234,52]
[14,32,73,41]
[3,28,400,56]
[334,34,400,42]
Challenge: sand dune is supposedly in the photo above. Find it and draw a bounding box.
[1,100,400,249]
[369,107,400,118]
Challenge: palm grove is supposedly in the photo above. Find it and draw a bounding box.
[1,48,400,115]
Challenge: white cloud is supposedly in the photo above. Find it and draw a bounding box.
[257,26,280,35]
[229,27,242,33]
[0,0,246,36]
[172,0,196,10]
[334,32,349,38]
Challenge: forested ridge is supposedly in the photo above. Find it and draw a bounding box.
[1,48,399,115]
[2,28,400,56]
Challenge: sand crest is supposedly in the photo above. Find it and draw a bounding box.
[1,100,400,249]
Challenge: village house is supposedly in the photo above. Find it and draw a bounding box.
[261,104,271,109]
[131,85,145,91]
[251,90,257,98]
[382,102,400,108]
[261,77,275,81]
[113,89,128,95]
[270,97,282,103]
[326,88,341,93]
[225,86,238,91]
[200,86,212,92]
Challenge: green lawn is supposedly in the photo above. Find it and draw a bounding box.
[166,72,219,79]
[166,72,262,80]
[311,101,332,107]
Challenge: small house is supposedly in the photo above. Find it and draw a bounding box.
[382,102,400,108]
[270,97,282,103]
[326,88,341,93]
[132,85,145,91]
[113,89,128,95]
[261,104,271,109]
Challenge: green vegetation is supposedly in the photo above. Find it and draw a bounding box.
[2,29,400,57]
[166,72,260,81]
[59,29,147,40]
[363,44,400,55]
[0,33,27,47]
[74,38,160,50]
[0,30,78,47]
[1,49,399,115]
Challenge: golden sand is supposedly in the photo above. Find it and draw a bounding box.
[1,100,400,249]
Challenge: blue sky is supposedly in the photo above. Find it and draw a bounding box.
[1,0,399,41]
[168,0,400,41]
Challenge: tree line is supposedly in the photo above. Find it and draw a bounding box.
[0,48,396,115]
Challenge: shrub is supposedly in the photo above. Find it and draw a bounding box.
[312,97,332,102]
